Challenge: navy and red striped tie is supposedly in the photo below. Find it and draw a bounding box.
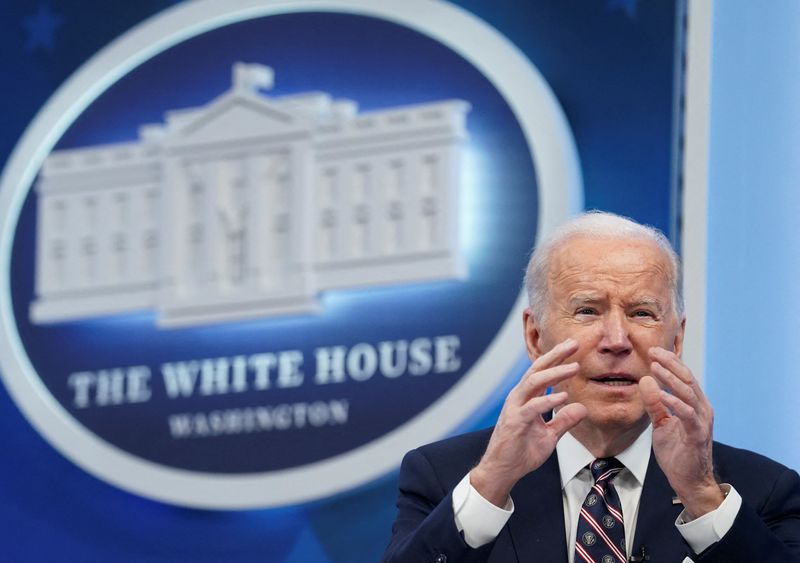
[574,457,627,563]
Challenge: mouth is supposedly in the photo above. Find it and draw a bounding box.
[590,373,637,387]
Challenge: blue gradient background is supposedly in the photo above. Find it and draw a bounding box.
[705,1,800,472]
[0,1,680,560]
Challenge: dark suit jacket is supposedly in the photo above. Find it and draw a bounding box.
[382,428,800,562]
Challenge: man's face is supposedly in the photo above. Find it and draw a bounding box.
[524,235,685,433]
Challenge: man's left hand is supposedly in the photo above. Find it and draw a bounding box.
[639,347,725,519]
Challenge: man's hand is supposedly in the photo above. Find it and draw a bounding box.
[470,338,588,507]
[640,347,725,519]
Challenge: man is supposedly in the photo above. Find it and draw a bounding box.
[382,211,800,562]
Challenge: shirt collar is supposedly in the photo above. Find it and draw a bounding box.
[556,424,652,488]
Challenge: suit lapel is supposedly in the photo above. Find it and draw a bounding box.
[506,452,569,563]
[631,449,691,561]
[500,448,696,561]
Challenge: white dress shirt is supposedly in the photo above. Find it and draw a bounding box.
[453,425,742,562]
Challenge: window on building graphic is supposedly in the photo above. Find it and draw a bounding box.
[319,168,338,262]
[384,161,404,255]
[350,165,370,259]
[49,239,66,287]
[419,155,439,250]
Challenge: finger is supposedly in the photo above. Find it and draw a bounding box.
[505,363,545,405]
[525,362,580,394]
[648,361,699,407]
[547,402,588,438]
[649,347,707,400]
[650,362,714,426]
[532,338,579,372]
[659,390,703,428]
[517,391,570,419]
[509,362,579,406]
[639,375,671,427]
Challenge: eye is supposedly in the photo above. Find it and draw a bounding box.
[632,310,655,319]
[576,307,597,316]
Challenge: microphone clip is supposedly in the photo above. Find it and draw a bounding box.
[628,545,650,562]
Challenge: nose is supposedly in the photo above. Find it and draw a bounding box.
[599,310,632,356]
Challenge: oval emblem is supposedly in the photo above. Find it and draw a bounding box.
[0,0,580,509]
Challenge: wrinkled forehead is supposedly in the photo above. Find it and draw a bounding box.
[547,235,673,293]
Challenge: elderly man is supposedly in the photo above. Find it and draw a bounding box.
[382,212,800,562]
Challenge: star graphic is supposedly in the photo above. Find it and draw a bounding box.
[23,3,63,52]
[607,0,638,19]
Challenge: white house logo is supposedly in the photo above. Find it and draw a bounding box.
[32,63,469,328]
[0,1,581,509]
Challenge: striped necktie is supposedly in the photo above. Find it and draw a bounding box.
[574,457,627,563]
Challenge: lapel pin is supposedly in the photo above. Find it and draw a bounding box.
[671,496,682,505]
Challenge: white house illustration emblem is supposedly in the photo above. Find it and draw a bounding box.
[31,63,470,327]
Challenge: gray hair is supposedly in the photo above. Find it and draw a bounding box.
[524,211,684,321]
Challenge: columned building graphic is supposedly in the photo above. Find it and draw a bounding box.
[31,63,471,327]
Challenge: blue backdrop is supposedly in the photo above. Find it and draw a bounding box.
[705,0,800,473]
[0,1,681,560]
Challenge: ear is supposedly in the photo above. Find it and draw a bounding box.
[523,307,544,361]
[673,316,686,357]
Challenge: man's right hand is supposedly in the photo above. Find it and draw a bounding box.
[469,338,588,507]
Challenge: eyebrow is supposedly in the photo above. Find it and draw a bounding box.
[629,298,665,312]
[567,296,665,312]
[568,295,604,307]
